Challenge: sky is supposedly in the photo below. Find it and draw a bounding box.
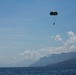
[0,0,76,65]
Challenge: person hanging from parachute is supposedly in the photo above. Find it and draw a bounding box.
[50,11,58,25]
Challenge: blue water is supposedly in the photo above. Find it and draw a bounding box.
[0,67,76,75]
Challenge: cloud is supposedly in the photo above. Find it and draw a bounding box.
[67,31,75,36]
[18,49,42,60]
[67,31,76,44]
[16,31,76,61]
[9,31,76,62]
[54,35,63,41]
[1,31,76,64]
[54,31,76,47]
[69,45,76,50]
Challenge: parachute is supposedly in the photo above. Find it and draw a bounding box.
[50,11,58,25]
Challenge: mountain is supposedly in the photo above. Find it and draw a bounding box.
[30,52,76,67]
[47,57,76,68]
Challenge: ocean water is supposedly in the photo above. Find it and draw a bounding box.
[0,67,76,75]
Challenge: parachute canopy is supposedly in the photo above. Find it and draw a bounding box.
[50,11,58,15]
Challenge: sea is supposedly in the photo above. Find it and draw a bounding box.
[0,67,76,75]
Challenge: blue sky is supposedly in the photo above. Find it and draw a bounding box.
[0,0,76,65]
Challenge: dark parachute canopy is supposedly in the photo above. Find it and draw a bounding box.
[50,11,58,25]
[50,11,58,15]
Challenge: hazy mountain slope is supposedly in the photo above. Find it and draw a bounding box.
[47,58,76,68]
[30,52,76,67]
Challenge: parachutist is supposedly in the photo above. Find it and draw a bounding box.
[50,11,58,25]
[53,23,55,25]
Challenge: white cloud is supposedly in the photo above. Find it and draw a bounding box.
[16,31,76,61]
[69,45,76,50]
[67,31,76,44]
[0,31,76,64]
[54,35,63,41]
[67,31,75,36]
[18,49,42,60]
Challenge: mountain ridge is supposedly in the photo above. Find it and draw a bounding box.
[47,57,76,68]
[30,52,76,67]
